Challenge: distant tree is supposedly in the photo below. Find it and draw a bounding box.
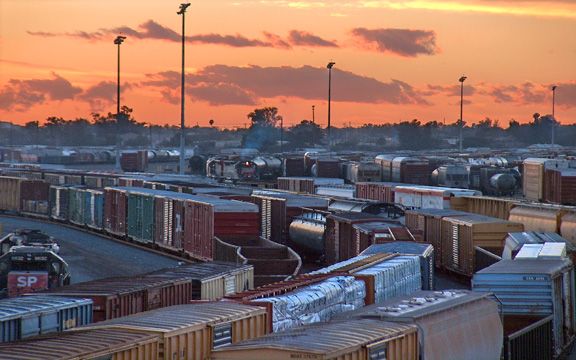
[247,107,282,127]
[242,107,282,150]
[287,120,323,148]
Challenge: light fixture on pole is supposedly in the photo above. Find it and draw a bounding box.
[552,85,557,145]
[114,35,126,171]
[458,75,467,152]
[177,3,191,175]
[327,62,335,153]
[312,105,315,123]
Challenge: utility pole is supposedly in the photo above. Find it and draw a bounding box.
[114,35,126,171]
[280,117,284,153]
[312,105,315,123]
[177,3,191,175]
[552,85,557,145]
[458,75,467,152]
[327,62,335,154]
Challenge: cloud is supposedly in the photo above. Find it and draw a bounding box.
[27,30,103,41]
[426,84,476,96]
[28,21,334,49]
[142,65,429,106]
[0,73,82,111]
[351,28,439,57]
[77,81,133,111]
[288,30,338,47]
[555,82,576,108]
[482,82,546,104]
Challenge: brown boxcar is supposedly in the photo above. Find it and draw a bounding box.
[277,177,344,194]
[0,328,159,360]
[355,182,404,203]
[441,214,524,276]
[391,157,430,185]
[211,319,418,360]
[404,208,472,268]
[352,221,414,254]
[283,157,306,177]
[75,302,268,360]
[561,213,576,246]
[0,176,49,213]
[312,158,341,178]
[325,212,385,263]
[455,195,518,220]
[545,169,576,205]
[251,191,329,245]
[34,263,254,322]
[508,206,563,233]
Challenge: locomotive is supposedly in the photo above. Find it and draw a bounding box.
[206,155,282,182]
[0,246,70,297]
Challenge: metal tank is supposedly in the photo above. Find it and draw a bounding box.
[251,156,282,180]
[188,154,207,175]
[489,173,516,193]
[288,213,326,254]
[480,167,519,195]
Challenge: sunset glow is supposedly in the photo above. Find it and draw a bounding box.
[1,0,575,127]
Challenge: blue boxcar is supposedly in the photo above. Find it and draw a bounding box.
[0,295,93,342]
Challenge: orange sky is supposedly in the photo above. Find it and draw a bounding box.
[1,0,575,128]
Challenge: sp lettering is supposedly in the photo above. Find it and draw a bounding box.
[17,276,39,287]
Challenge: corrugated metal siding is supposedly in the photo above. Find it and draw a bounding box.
[509,206,561,233]
[561,213,576,245]
[0,328,159,360]
[127,192,155,244]
[523,160,546,201]
[441,216,524,276]
[0,296,93,343]
[211,319,418,360]
[472,259,575,356]
[0,176,22,212]
[77,302,268,360]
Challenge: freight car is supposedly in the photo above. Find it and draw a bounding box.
[342,161,382,184]
[206,155,283,182]
[431,164,469,188]
[188,154,207,175]
[249,156,283,180]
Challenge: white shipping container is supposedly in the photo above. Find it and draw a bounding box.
[394,185,481,209]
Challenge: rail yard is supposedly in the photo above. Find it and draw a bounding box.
[0,148,575,360]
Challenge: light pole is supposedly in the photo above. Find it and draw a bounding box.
[177,3,191,175]
[552,85,557,145]
[114,35,126,171]
[327,62,335,153]
[279,116,284,153]
[458,75,467,152]
[312,105,315,123]
[148,123,153,149]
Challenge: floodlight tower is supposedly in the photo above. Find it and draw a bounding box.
[177,3,191,175]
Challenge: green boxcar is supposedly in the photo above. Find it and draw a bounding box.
[68,187,86,225]
[127,192,155,244]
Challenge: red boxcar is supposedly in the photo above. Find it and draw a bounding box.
[104,188,128,236]
[355,182,403,203]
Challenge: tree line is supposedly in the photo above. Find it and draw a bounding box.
[1,107,574,151]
